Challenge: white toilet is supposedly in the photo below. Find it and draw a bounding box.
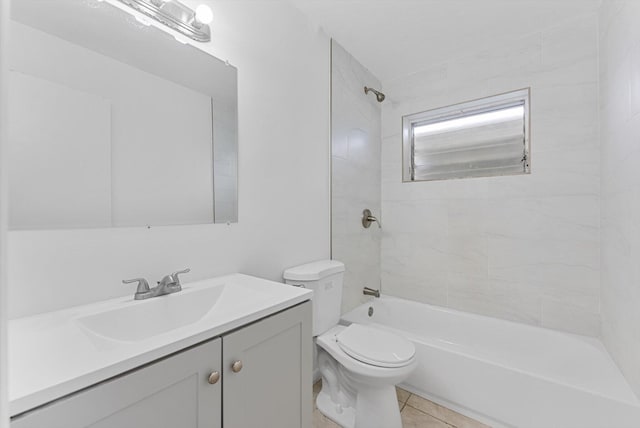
[283,260,416,428]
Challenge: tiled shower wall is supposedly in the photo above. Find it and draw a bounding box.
[380,14,601,336]
[599,0,640,398]
[331,40,382,313]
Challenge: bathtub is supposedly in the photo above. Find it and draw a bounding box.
[341,296,640,428]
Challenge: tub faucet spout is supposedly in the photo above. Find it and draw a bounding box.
[363,287,380,298]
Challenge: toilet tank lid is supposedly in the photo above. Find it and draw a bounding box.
[283,260,345,281]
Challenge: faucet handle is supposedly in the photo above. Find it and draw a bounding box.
[123,278,150,294]
[362,209,382,229]
[172,268,191,286]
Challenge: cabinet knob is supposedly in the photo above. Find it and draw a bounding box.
[208,371,220,384]
[231,360,243,373]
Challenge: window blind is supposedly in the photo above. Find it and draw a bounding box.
[402,89,530,182]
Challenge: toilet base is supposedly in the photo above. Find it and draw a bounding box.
[316,389,355,428]
[354,385,402,428]
[317,348,404,428]
[317,381,402,428]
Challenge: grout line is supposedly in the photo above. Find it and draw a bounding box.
[398,390,408,411]
[403,404,457,428]
[403,402,458,428]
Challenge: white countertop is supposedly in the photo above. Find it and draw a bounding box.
[9,273,312,416]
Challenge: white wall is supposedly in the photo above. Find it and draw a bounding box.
[599,0,640,398]
[380,14,601,336]
[0,0,10,425]
[331,40,382,313]
[7,0,331,318]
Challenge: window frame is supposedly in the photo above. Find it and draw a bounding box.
[402,88,531,182]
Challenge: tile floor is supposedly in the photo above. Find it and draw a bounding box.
[312,381,490,428]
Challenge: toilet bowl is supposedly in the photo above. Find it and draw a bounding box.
[282,260,416,428]
[316,324,416,428]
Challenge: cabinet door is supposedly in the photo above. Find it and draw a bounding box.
[223,302,312,428]
[12,338,222,428]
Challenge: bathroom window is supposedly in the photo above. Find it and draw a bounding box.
[402,88,530,182]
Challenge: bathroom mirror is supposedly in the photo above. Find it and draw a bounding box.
[8,0,238,229]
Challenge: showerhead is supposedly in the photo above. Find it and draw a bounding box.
[364,86,385,103]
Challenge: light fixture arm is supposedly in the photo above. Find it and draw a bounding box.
[117,0,212,42]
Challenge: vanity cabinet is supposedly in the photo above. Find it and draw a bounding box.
[223,301,312,428]
[11,339,223,428]
[11,302,311,428]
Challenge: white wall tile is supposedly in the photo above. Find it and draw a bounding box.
[380,270,447,307]
[542,15,598,67]
[541,299,601,337]
[383,64,448,106]
[630,42,640,117]
[448,33,542,86]
[380,13,601,337]
[448,274,542,326]
[600,0,640,400]
[331,40,382,313]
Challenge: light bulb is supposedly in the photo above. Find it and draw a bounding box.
[195,4,213,25]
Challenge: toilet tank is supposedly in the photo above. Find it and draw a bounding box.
[283,260,345,336]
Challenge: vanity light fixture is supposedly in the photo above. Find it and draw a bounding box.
[116,0,212,42]
[195,4,213,25]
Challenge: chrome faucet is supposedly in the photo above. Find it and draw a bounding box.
[123,268,191,300]
[363,287,380,298]
[155,273,180,295]
[122,278,152,300]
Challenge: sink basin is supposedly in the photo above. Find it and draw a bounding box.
[76,284,225,342]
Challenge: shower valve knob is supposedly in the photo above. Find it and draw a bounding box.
[362,209,381,229]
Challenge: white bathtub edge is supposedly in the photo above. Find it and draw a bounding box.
[341,295,640,428]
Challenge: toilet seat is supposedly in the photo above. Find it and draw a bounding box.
[317,325,417,380]
[336,324,415,368]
